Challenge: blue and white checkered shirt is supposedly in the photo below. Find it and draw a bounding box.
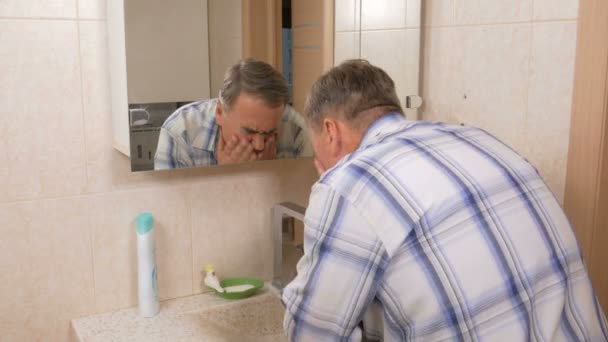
[154,99,312,169]
[282,113,608,341]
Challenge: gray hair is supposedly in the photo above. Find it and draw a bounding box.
[304,59,403,131]
[219,58,289,111]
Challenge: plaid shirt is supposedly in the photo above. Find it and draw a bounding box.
[154,98,312,169]
[282,113,608,341]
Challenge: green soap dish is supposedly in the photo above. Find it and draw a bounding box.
[209,278,264,300]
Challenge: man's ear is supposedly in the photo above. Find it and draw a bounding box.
[323,118,342,156]
[215,102,224,126]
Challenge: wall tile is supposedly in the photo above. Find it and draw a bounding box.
[0,20,86,203]
[361,0,406,30]
[335,0,359,32]
[361,29,421,113]
[178,159,315,210]
[89,188,193,313]
[423,0,453,27]
[533,0,579,21]
[0,198,95,341]
[0,0,76,18]
[78,0,106,19]
[190,171,281,293]
[406,0,421,28]
[277,158,317,205]
[79,22,108,116]
[421,27,457,123]
[524,22,577,202]
[455,0,533,25]
[0,202,38,341]
[451,24,532,152]
[79,20,112,194]
[28,197,96,341]
[403,29,421,105]
[334,31,360,65]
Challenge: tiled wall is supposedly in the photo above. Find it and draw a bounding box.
[0,0,317,340]
[335,0,422,119]
[422,0,579,202]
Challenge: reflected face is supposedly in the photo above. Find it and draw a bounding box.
[216,93,283,154]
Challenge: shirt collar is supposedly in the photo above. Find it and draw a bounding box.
[358,112,411,150]
[320,113,410,182]
[190,99,220,153]
[205,116,219,153]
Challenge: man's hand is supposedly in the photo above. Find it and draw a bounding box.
[217,134,258,165]
[256,135,277,160]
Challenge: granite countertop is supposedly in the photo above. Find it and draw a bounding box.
[71,288,286,342]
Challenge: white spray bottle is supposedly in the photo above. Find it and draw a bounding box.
[136,212,159,317]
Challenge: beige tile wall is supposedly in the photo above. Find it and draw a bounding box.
[421,0,579,202]
[0,0,318,340]
[335,0,421,119]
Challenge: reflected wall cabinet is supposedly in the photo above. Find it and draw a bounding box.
[107,0,211,157]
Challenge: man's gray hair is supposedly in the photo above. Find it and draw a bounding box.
[304,59,404,131]
[219,58,289,111]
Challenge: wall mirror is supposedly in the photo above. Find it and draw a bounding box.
[108,0,422,172]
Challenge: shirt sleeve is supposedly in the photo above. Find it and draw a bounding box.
[154,127,194,170]
[282,183,390,341]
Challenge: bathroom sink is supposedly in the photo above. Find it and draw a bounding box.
[179,292,287,341]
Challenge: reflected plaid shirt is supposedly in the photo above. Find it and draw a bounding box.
[282,113,608,341]
[154,99,312,169]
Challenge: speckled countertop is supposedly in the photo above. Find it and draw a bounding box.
[71,288,287,342]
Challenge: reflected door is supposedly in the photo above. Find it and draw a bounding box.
[242,0,334,113]
[290,0,334,112]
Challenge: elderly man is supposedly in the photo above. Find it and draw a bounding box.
[282,59,608,341]
[154,58,311,169]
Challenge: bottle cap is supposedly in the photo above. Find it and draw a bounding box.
[136,212,154,235]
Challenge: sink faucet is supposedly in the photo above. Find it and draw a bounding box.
[271,202,306,291]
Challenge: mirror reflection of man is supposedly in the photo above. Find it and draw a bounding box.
[154,59,312,170]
